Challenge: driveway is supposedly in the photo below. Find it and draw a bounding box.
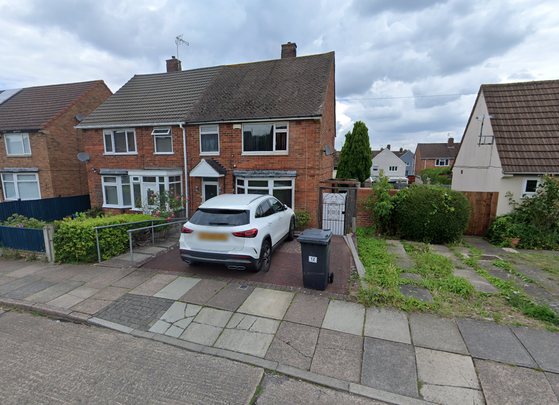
[140,235,354,295]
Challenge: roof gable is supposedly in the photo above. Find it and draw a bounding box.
[0,81,105,132]
[481,79,559,173]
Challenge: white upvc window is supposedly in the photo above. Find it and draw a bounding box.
[521,177,541,197]
[152,128,173,154]
[5,133,31,156]
[1,173,41,200]
[103,129,137,154]
[388,166,398,172]
[200,125,219,155]
[242,122,288,154]
[435,159,450,166]
[102,176,132,207]
[235,177,294,208]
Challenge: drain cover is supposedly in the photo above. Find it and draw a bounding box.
[238,285,248,290]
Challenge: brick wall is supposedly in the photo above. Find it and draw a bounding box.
[356,187,399,228]
[415,158,455,175]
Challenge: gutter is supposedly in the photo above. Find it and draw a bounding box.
[75,122,184,130]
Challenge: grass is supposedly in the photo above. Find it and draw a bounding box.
[502,252,559,278]
[355,228,559,329]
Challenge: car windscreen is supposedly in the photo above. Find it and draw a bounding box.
[189,209,250,226]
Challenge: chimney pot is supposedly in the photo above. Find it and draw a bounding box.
[387,144,391,150]
[281,42,297,58]
[448,137,454,147]
[166,56,182,72]
[400,147,403,152]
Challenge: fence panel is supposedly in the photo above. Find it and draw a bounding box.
[461,191,499,236]
[0,195,91,222]
[0,225,45,252]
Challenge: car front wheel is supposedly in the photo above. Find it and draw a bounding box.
[253,239,271,272]
[286,217,295,241]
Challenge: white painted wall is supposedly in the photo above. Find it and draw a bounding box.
[371,149,406,178]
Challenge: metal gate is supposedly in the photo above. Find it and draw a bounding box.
[319,183,359,235]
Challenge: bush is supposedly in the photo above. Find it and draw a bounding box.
[392,185,471,244]
[294,210,311,231]
[53,213,157,263]
[364,170,394,234]
[420,167,452,185]
[2,214,47,229]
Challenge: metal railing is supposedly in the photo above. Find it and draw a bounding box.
[94,218,187,264]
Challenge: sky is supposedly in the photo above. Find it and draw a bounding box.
[1,0,558,152]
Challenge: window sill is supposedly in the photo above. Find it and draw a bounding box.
[241,151,289,156]
[154,152,174,155]
[6,154,32,157]
[103,153,139,156]
[102,204,132,209]
[200,152,220,156]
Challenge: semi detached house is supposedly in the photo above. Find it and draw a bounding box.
[77,43,336,228]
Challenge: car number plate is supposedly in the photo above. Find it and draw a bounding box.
[198,232,228,241]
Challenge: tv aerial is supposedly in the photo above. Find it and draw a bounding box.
[175,34,189,60]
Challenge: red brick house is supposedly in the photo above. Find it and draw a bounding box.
[413,138,460,176]
[76,43,336,228]
[0,81,112,202]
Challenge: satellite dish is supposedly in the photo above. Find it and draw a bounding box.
[77,152,90,162]
[74,114,86,122]
[324,145,331,156]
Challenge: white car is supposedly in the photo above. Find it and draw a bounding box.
[180,194,295,272]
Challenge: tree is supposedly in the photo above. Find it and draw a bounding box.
[336,121,372,182]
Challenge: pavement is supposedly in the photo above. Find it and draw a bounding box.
[1,236,559,404]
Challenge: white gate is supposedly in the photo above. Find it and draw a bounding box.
[322,193,346,235]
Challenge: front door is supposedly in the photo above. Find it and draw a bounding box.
[202,178,218,202]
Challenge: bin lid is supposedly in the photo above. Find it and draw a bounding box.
[297,228,333,245]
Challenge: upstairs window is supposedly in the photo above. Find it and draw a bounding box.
[152,128,173,154]
[5,133,31,156]
[104,129,136,154]
[435,159,450,166]
[200,125,219,155]
[243,122,288,154]
[389,166,398,172]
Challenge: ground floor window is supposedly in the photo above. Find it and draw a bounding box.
[101,170,182,209]
[235,177,294,207]
[1,172,41,200]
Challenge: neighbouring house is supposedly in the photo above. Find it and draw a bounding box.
[370,145,406,179]
[0,81,112,202]
[452,79,559,216]
[413,138,460,176]
[76,43,336,228]
[393,148,414,176]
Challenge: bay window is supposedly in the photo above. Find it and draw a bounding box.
[236,177,294,207]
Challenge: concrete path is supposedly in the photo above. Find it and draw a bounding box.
[2,256,559,405]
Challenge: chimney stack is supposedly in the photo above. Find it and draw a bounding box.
[448,137,454,147]
[400,147,403,152]
[387,144,391,150]
[166,56,182,72]
[281,42,297,58]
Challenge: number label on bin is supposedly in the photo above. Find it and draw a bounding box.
[308,256,318,263]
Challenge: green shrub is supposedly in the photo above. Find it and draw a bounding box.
[2,214,47,229]
[53,213,157,263]
[392,185,471,244]
[364,170,394,233]
[420,167,452,185]
[294,210,311,231]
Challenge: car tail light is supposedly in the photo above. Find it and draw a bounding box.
[181,226,193,234]
[232,228,258,238]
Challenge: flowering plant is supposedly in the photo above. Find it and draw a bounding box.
[141,190,188,221]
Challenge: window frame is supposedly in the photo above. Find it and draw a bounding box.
[521,177,541,198]
[242,122,288,155]
[235,177,294,208]
[200,125,220,156]
[4,133,31,156]
[435,158,450,167]
[152,127,173,154]
[1,172,41,200]
[103,129,137,155]
[388,166,398,172]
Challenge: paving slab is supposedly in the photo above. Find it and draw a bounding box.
[237,287,294,320]
[310,328,363,383]
[511,326,559,373]
[321,300,365,336]
[456,318,537,368]
[398,285,434,302]
[91,286,130,301]
[149,302,202,336]
[70,298,114,315]
[364,307,411,344]
[401,272,422,281]
[361,337,418,398]
[415,347,479,389]
[134,246,167,255]
[475,359,559,405]
[546,372,559,402]
[5,263,52,278]
[0,275,18,286]
[178,279,228,305]
[283,293,329,327]
[40,265,89,282]
[0,260,34,274]
[454,268,499,293]
[67,286,99,299]
[0,275,40,296]
[180,307,233,346]
[46,293,86,309]
[23,281,84,303]
[67,267,112,283]
[111,271,154,289]
[3,280,56,300]
[420,385,486,405]
[266,321,320,370]
[129,274,178,296]
[409,313,468,354]
[214,313,279,357]
[83,268,136,289]
[93,294,175,331]
[154,277,201,300]
[206,283,255,311]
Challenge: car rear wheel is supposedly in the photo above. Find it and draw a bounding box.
[286,217,295,241]
[252,239,271,272]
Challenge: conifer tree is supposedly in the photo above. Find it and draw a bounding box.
[336,121,372,182]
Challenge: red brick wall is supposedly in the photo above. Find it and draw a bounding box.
[356,187,399,228]
[415,158,455,175]
[0,82,111,202]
